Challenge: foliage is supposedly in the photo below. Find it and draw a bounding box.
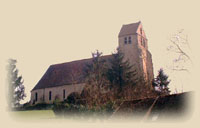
[107,48,139,97]
[6,59,26,109]
[65,92,82,105]
[52,101,115,118]
[82,48,150,107]
[51,49,160,117]
[152,68,171,95]
[16,102,54,111]
[83,50,110,108]
[84,50,109,90]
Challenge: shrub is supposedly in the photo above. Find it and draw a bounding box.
[52,101,115,118]
[65,92,81,105]
[23,103,53,110]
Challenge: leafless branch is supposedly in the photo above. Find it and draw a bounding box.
[167,29,192,72]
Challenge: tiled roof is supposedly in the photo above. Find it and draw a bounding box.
[32,55,112,91]
[118,21,141,37]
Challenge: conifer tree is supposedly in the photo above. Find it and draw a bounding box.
[152,68,171,95]
[107,48,138,95]
[6,59,26,109]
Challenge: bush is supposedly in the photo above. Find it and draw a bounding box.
[52,101,115,118]
[22,103,54,110]
[52,91,115,118]
[65,92,81,105]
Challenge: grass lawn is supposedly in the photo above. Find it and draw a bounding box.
[9,110,56,120]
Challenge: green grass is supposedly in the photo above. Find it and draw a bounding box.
[9,110,56,119]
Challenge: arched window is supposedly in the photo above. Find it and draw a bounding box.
[35,92,38,102]
[143,39,145,48]
[49,91,52,101]
[124,37,127,44]
[141,38,146,48]
[63,89,65,99]
[140,28,143,46]
[128,36,131,44]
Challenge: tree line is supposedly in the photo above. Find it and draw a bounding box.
[80,48,170,109]
[6,48,170,111]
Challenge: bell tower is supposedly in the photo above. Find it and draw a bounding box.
[118,21,154,85]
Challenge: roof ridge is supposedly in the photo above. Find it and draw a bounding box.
[123,21,141,26]
[50,54,112,67]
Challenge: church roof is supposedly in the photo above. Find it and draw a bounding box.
[118,21,141,37]
[31,55,112,91]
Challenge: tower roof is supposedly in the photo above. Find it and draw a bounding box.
[118,21,141,37]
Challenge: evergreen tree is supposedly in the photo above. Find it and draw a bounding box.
[6,59,26,109]
[107,48,138,94]
[152,68,171,95]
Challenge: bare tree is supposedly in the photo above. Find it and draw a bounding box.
[82,50,110,108]
[167,29,192,72]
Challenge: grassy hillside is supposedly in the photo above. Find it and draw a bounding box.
[9,110,55,120]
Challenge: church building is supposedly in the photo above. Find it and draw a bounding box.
[30,21,154,104]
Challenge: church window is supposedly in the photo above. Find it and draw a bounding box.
[140,28,143,46]
[128,36,131,44]
[63,89,65,99]
[141,38,146,48]
[141,37,143,46]
[143,39,145,48]
[35,92,38,102]
[49,91,52,101]
[124,37,127,44]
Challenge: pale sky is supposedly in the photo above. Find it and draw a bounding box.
[0,0,200,104]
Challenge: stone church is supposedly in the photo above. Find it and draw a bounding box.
[30,21,154,104]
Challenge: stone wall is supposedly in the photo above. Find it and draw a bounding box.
[118,34,142,74]
[30,83,85,104]
[146,51,154,85]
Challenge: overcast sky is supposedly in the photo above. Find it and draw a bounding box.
[0,0,199,103]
